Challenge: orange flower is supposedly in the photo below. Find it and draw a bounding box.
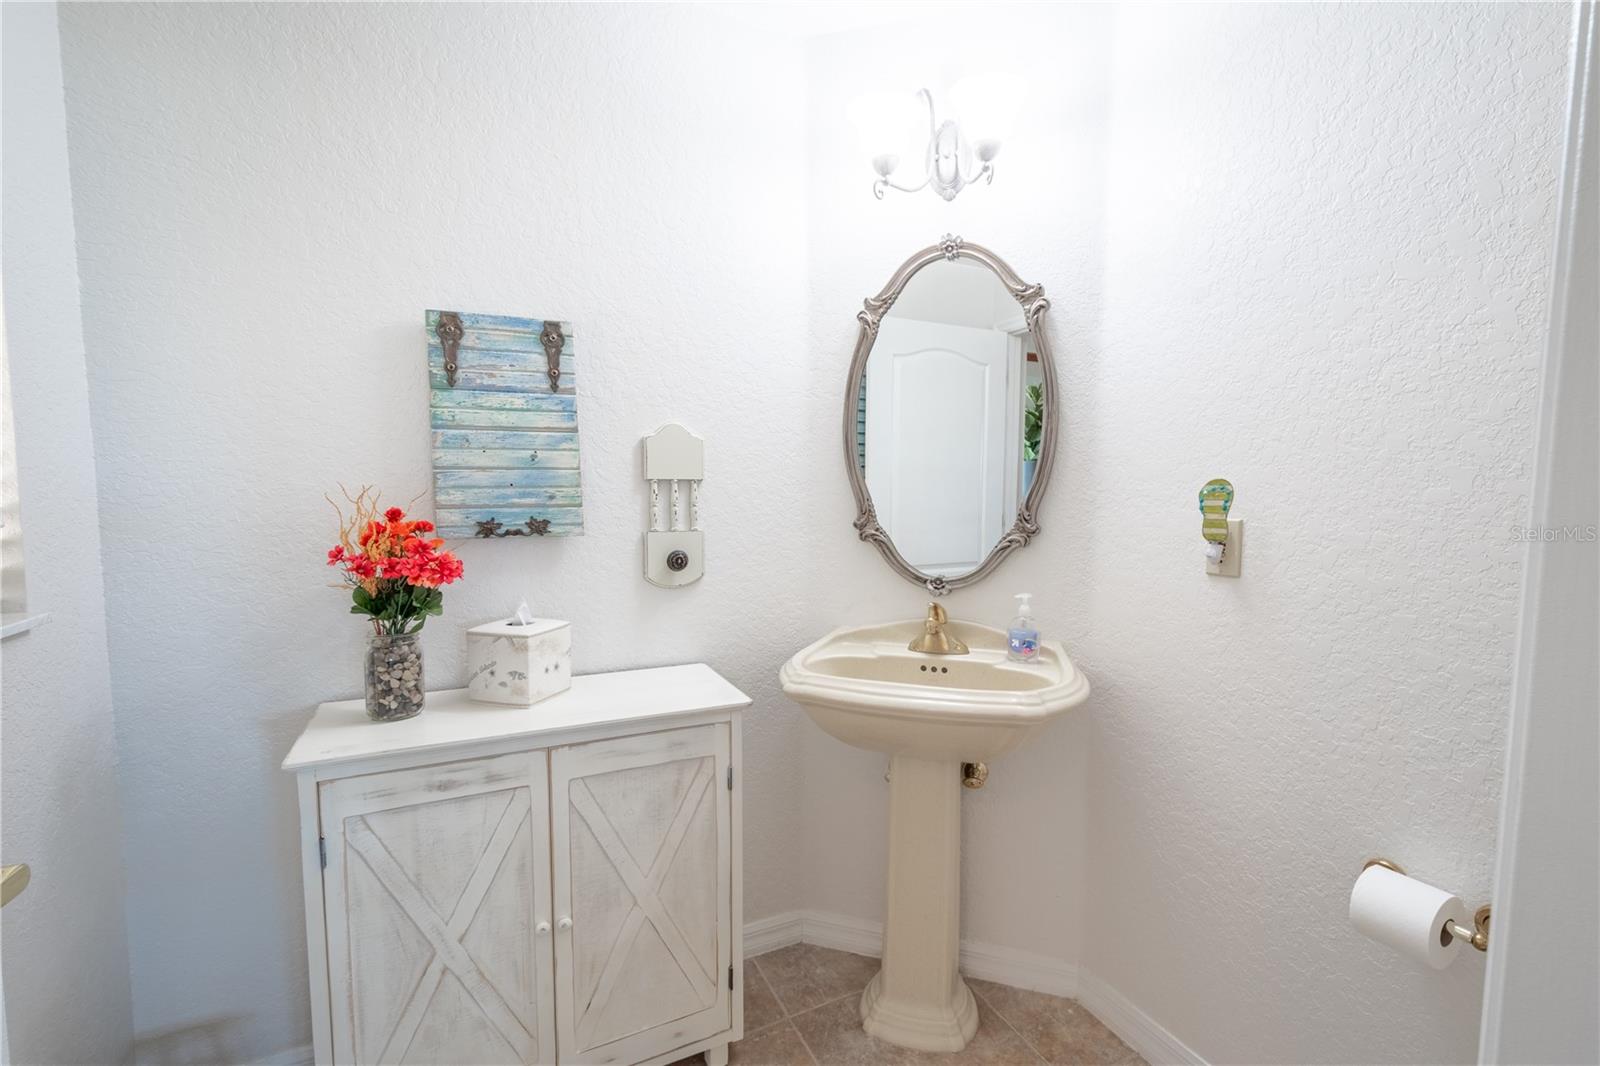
[326,485,461,635]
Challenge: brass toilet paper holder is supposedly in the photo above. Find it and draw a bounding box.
[1364,858,1491,951]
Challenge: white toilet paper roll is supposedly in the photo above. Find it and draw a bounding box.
[1349,864,1469,969]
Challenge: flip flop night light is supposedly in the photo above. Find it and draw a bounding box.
[1198,479,1234,562]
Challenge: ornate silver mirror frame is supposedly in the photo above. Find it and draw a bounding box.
[844,234,1057,595]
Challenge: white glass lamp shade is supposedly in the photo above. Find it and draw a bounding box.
[950,73,1025,162]
[847,90,923,177]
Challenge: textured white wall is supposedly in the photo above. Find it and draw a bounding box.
[1084,5,1566,1064]
[0,3,135,1063]
[806,4,1567,1064]
[56,4,809,1061]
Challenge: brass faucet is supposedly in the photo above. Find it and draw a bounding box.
[907,602,969,655]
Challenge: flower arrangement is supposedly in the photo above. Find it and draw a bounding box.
[326,486,464,636]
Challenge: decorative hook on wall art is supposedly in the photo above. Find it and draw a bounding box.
[474,517,552,538]
[434,311,464,387]
[538,321,565,393]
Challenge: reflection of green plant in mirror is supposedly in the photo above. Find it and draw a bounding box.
[1023,384,1044,460]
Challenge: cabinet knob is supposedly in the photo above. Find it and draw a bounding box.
[535,921,551,936]
[557,916,573,931]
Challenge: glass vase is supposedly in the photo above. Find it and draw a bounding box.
[365,632,424,722]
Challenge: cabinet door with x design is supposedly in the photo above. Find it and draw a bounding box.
[551,724,732,1065]
[320,751,556,1065]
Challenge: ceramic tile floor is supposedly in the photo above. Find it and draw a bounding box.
[672,944,1145,1066]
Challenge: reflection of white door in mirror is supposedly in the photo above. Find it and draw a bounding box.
[865,317,1012,577]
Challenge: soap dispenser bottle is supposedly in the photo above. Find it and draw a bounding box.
[1007,593,1040,663]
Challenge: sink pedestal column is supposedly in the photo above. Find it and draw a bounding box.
[859,754,978,1051]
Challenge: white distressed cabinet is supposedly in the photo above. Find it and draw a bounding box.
[283,664,750,1066]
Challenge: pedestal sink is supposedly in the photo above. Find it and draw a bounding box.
[779,617,1090,1052]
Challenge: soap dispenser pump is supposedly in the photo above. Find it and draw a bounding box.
[1007,593,1040,663]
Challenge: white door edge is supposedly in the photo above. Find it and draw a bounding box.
[1479,4,1600,1061]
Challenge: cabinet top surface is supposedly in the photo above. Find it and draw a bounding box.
[282,662,750,772]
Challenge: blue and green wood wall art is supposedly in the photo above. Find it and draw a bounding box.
[425,309,584,538]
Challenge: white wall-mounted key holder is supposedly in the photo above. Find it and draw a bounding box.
[643,423,704,588]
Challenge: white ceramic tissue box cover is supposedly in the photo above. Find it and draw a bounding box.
[465,618,572,705]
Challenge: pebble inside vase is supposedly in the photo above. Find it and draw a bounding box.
[366,633,424,721]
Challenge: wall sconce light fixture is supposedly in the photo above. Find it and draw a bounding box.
[849,74,1024,201]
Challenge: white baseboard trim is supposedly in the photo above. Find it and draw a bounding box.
[788,909,883,959]
[743,910,806,956]
[959,936,1080,1000]
[1077,972,1207,1066]
[744,909,1078,998]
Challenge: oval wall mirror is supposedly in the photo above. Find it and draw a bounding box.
[845,235,1056,594]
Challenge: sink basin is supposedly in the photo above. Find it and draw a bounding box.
[780,618,1089,761]
[779,616,1090,1053]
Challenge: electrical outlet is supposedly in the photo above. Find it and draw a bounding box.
[1206,518,1243,577]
